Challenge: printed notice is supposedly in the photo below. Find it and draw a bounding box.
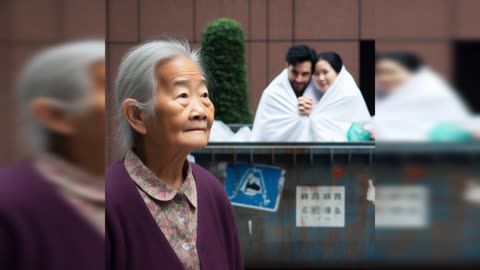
[296,186,345,227]
[375,185,429,228]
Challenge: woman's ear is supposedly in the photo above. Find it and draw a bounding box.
[122,99,147,135]
[30,97,76,135]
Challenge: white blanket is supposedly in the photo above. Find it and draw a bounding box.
[374,67,471,141]
[209,120,252,142]
[306,66,371,141]
[250,67,370,142]
[250,69,314,142]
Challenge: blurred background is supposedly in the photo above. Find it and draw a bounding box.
[372,0,480,113]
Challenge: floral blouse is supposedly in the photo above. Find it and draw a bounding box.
[124,150,200,270]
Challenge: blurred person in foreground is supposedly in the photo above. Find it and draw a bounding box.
[373,52,472,141]
[0,41,105,270]
[106,38,243,270]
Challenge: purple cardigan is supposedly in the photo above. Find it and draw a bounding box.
[0,161,104,270]
[106,160,244,270]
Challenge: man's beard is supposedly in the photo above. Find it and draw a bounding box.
[290,81,308,97]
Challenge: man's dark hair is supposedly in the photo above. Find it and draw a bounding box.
[376,51,423,72]
[285,45,317,73]
[317,51,343,74]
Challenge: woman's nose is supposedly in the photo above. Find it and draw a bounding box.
[192,110,207,120]
[190,98,207,120]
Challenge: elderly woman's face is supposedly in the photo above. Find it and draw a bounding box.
[146,56,214,152]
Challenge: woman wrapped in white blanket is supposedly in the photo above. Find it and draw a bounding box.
[306,52,371,141]
[374,52,471,141]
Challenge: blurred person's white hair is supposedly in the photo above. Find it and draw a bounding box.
[17,40,105,152]
[114,37,204,153]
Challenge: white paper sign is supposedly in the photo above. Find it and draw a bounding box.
[375,185,429,228]
[296,186,345,227]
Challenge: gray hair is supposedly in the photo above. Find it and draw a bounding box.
[114,38,204,152]
[17,40,105,152]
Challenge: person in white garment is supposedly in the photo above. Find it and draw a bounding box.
[251,49,370,142]
[374,52,471,141]
[305,52,371,141]
[250,45,318,141]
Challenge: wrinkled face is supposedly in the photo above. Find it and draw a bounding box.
[144,56,214,152]
[376,59,413,93]
[314,60,338,92]
[287,61,312,94]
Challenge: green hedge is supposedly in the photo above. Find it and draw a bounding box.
[200,18,252,124]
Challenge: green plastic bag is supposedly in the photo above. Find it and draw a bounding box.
[428,122,473,142]
[347,122,371,142]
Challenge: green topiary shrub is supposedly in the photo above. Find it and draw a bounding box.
[200,18,252,124]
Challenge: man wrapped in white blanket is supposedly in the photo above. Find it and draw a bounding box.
[251,48,371,142]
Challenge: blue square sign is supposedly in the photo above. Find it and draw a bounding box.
[225,163,285,212]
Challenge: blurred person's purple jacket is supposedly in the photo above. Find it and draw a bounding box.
[0,161,104,270]
[106,160,244,270]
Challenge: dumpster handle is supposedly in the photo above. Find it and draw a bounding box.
[248,219,253,236]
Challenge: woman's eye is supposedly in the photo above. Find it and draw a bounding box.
[201,92,209,98]
[178,93,188,98]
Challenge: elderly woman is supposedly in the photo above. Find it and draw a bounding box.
[0,41,105,270]
[106,38,243,270]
